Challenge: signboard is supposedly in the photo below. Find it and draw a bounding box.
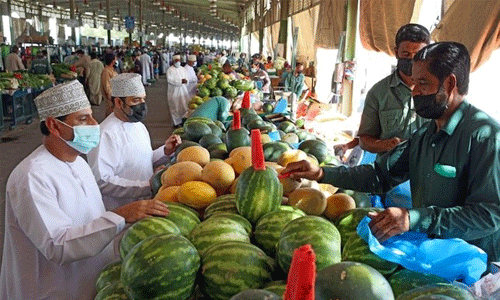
[125,16,135,30]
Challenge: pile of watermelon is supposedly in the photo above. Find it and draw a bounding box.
[95,113,476,299]
[196,63,254,100]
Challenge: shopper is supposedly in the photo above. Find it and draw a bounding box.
[5,45,25,72]
[139,50,153,86]
[29,50,52,75]
[282,42,500,264]
[88,52,104,106]
[74,49,91,83]
[88,73,181,210]
[184,54,198,100]
[166,54,190,127]
[101,53,118,116]
[0,80,169,299]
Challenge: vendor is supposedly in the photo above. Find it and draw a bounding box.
[88,73,181,210]
[283,62,305,98]
[189,96,231,123]
[281,42,500,264]
[250,61,271,95]
[0,80,169,299]
[222,62,240,79]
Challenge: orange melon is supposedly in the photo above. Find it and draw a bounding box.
[202,160,236,195]
[161,161,203,187]
[225,146,252,174]
[319,183,339,197]
[324,193,356,220]
[177,146,210,167]
[287,188,327,215]
[277,149,309,167]
[154,185,180,202]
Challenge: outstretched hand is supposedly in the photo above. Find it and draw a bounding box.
[368,207,410,243]
[113,199,169,223]
[280,160,324,182]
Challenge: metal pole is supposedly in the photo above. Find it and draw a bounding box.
[7,0,14,45]
[106,0,111,45]
[69,0,76,44]
[128,0,132,46]
[139,0,143,47]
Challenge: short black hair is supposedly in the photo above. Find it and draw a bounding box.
[76,49,84,55]
[40,115,68,136]
[267,56,272,61]
[413,42,470,95]
[42,50,48,56]
[11,45,18,53]
[395,23,431,48]
[104,53,116,66]
[90,52,98,59]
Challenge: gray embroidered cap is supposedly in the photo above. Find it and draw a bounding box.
[34,80,90,121]
[110,73,146,97]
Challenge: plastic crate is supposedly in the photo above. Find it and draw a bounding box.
[2,89,33,128]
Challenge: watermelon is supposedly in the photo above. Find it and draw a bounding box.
[215,120,226,131]
[175,140,201,157]
[282,133,299,144]
[150,168,167,197]
[204,196,238,219]
[263,281,286,299]
[277,215,341,272]
[201,241,275,300]
[94,281,128,300]
[217,78,230,89]
[254,208,306,257]
[413,296,455,300]
[235,130,283,224]
[163,202,201,237]
[119,217,181,259]
[121,233,200,300]
[389,269,448,298]
[226,110,251,152]
[229,289,281,300]
[172,127,185,136]
[95,260,122,292]
[396,283,475,300]
[188,217,250,257]
[205,78,217,89]
[278,121,296,133]
[208,123,223,138]
[184,122,212,142]
[210,87,224,97]
[298,139,330,164]
[225,86,238,99]
[335,208,383,248]
[210,212,253,235]
[342,234,399,276]
[207,143,227,152]
[199,134,223,148]
[198,86,210,98]
[315,261,395,300]
[263,103,274,114]
[210,149,229,160]
[246,119,267,131]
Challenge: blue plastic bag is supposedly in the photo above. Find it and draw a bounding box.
[356,216,487,285]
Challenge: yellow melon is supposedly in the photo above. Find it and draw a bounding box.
[202,160,236,195]
[324,193,356,220]
[226,146,252,174]
[278,169,301,197]
[229,176,239,194]
[261,134,272,144]
[265,162,283,173]
[319,183,339,197]
[154,185,180,202]
[177,146,210,167]
[277,149,309,167]
[177,181,217,209]
[161,161,203,187]
[287,188,327,215]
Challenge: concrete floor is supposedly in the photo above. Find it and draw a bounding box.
[0,77,174,266]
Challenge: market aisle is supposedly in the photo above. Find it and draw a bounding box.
[0,77,174,268]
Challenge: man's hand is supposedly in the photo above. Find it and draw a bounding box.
[383,137,404,151]
[113,200,169,223]
[334,144,349,158]
[281,160,324,181]
[164,134,182,156]
[368,207,410,243]
[182,79,188,84]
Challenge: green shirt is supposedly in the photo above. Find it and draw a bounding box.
[358,72,426,141]
[322,101,500,263]
[189,96,230,122]
[284,72,305,97]
[30,58,52,75]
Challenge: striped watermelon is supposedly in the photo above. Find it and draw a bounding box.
[235,130,283,224]
[95,260,122,292]
[263,281,287,299]
[94,281,128,300]
[388,269,448,298]
[210,213,253,235]
[229,289,281,300]
[342,234,399,276]
[254,208,305,257]
[204,197,238,220]
[277,216,341,273]
[163,202,201,236]
[121,233,200,300]
[335,208,383,249]
[188,217,250,257]
[119,217,181,259]
[201,241,275,300]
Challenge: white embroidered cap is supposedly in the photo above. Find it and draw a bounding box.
[173,55,181,60]
[35,80,90,121]
[188,55,196,61]
[110,73,146,98]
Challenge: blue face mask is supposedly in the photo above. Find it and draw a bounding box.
[58,120,100,154]
[174,61,181,68]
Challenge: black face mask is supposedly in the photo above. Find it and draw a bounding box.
[397,58,413,76]
[413,85,448,119]
[122,102,148,122]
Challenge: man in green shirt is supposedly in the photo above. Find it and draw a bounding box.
[358,24,430,154]
[30,50,52,75]
[282,42,500,264]
[284,62,305,98]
